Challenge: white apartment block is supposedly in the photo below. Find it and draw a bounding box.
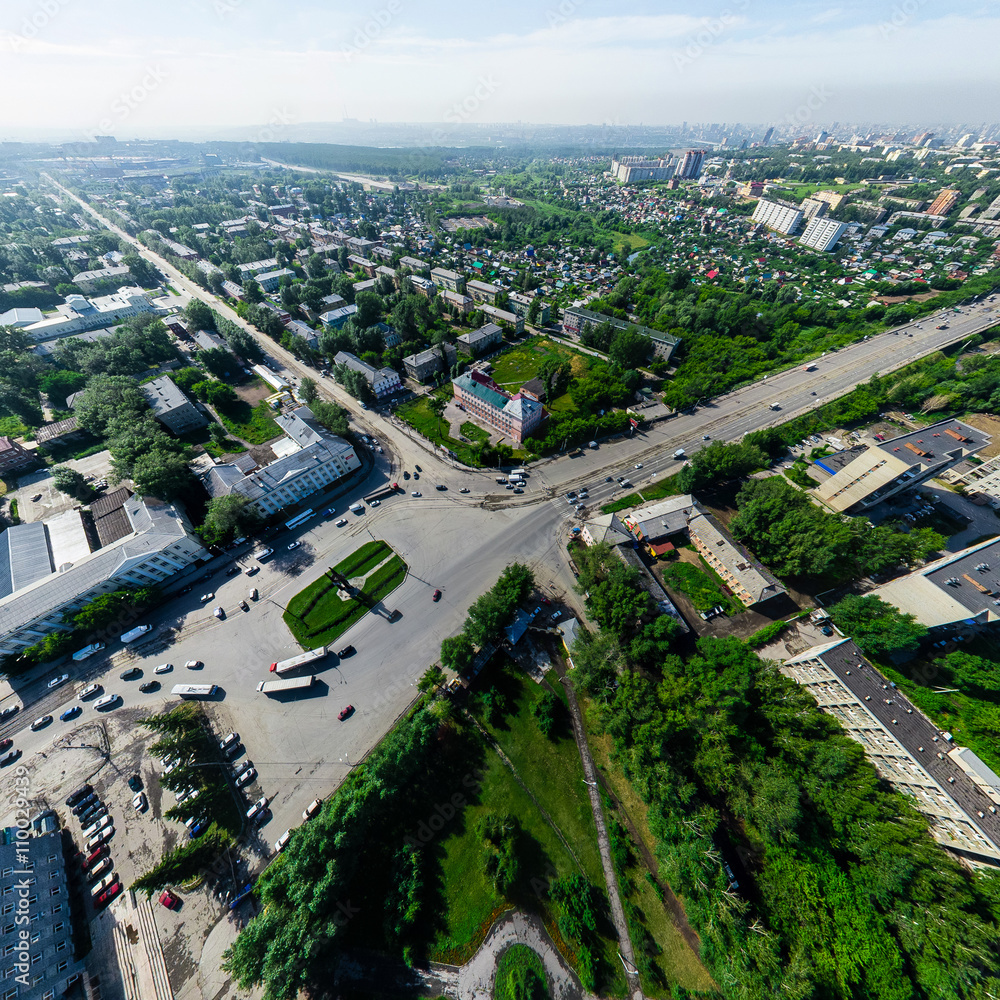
[24,287,157,342]
[799,217,849,252]
[751,198,804,236]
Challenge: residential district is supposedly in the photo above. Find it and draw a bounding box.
[2,123,1000,1000]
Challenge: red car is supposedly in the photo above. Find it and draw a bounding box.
[94,882,122,909]
[432,589,441,602]
[0,738,11,752]
[81,847,106,871]
[338,705,354,721]
[159,890,181,910]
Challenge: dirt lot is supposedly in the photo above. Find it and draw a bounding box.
[958,412,1000,458]
[234,378,275,406]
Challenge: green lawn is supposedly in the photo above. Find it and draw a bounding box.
[659,560,742,615]
[602,474,685,514]
[487,337,592,392]
[282,542,404,647]
[434,666,627,995]
[397,396,528,466]
[218,401,281,445]
[461,421,491,444]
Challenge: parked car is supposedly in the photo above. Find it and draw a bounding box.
[154,663,173,674]
[94,881,122,908]
[411,491,421,497]
[72,793,97,816]
[246,796,269,822]
[302,798,323,821]
[95,693,120,710]
[185,660,203,670]
[82,814,112,839]
[120,667,141,681]
[239,600,249,612]
[60,706,82,722]
[233,759,254,778]
[337,646,355,658]
[139,681,160,693]
[0,749,21,767]
[236,767,257,788]
[287,541,301,550]
[460,487,470,493]
[199,592,214,603]
[435,484,447,491]
[513,487,524,494]
[47,674,69,690]
[226,565,240,576]
[80,846,106,871]
[0,705,19,720]
[335,519,347,527]
[248,588,258,601]
[30,715,53,731]
[86,856,113,882]
[128,774,143,791]
[159,889,181,910]
[275,830,292,853]
[220,732,239,751]
[213,607,225,620]
[132,792,147,813]
[433,590,442,602]
[338,704,355,722]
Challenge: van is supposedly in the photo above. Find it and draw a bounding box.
[349,502,364,514]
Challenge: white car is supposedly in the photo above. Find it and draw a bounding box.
[287,541,301,550]
[80,683,102,700]
[335,519,347,527]
[302,798,323,821]
[154,663,173,675]
[94,693,120,711]
[86,827,114,851]
[220,732,239,751]
[460,487,470,493]
[213,607,224,620]
[246,796,269,822]
[411,491,422,497]
[132,792,147,812]
[47,674,69,690]
[200,592,214,603]
[369,499,381,508]
[82,814,112,839]
[634,463,643,469]
[275,830,291,853]
[235,767,257,788]
[184,660,203,669]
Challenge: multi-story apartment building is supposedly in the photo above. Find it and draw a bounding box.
[466,279,502,306]
[439,289,473,314]
[610,155,675,183]
[927,189,961,216]
[457,322,503,356]
[751,198,805,236]
[236,258,278,279]
[509,291,550,325]
[70,265,131,291]
[479,304,524,335]
[256,268,296,293]
[452,371,544,444]
[403,344,457,382]
[430,267,463,292]
[799,217,849,252]
[203,406,360,518]
[333,351,401,398]
[561,306,681,362]
[0,436,35,475]
[141,376,207,435]
[0,496,206,656]
[783,639,1000,868]
[673,149,706,179]
[814,420,988,512]
[687,511,787,611]
[0,827,88,999]
[24,287,157,342]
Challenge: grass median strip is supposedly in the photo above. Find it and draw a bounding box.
[283,542,407,647]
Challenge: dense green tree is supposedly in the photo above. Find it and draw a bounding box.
[828,594,927,660]
[608,326,653,369]
[129,450,192,501]
[51,465,91,501]
[74,374,150,437]
[199,494,263,547]
[37,369,87,408]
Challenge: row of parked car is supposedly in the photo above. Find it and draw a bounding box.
[66,781,129,909]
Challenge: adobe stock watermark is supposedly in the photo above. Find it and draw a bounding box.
[545,0,585,30]
[5,765,36,988]
[879,0,928,40]
[444,75,499,126]
[247,107,296,146]
[674,0,750,72]
[341,0,402,61]
[91,65,169,134]
[784,84,833,125]
[7,0,72,52]
[403,769,484,849]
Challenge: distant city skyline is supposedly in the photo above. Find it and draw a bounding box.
[1,0,998,138]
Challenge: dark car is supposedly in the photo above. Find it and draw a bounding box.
[435,484,447,491]
[0,749,21,767]
[120,667,142,681]
[66,784,92,808]
[226,566,240,576]
[433,589,442,602]
[60,706,82,722]
[139,681,160,693]
[337,646,355,658]
[72,793,97,816]
[0,738,10,753]
[127,774,143,792]
[338,704,355,721]
[605,476,613,482]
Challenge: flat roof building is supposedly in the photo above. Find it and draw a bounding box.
[783,639,1000,868]
[814,420,989,512]
[457,322,504,356]
[0,496,206,656]
[141,375,207,435]
[751,198,804,236]
[202,406,360,517]
[562,306,681,363]
[799,217,848,252]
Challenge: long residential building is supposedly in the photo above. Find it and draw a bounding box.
[611,155,675,184]
[452,371,544,444]
[799,216,848,252]
[466,279,502,306]
[783,639,1000,868]
[813,420,988,512]
[561,306,681,362]
[0,496,206,656]
[71,265,131,291]
[751,198,804,236]
[141,375,207,435]
[333,351,401,398]
[403,344,457,382]
[430,267,463,291]
[202,405,360,517]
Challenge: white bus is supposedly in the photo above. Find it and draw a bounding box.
[284,509,315,531]
[171,684,218,699]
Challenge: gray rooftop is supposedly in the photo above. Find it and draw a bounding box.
[141,375,192,415]
[0,522,54,601]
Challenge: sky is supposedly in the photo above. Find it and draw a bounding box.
[1,0,998,139]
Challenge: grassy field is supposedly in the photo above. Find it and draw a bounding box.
[602,473,685,514]
[461,421,491,443]
[495,944,550,1000]
[282,541,405,647]
[434,667,626,996]
[659,560,742,615]
[488,337,592,392]
[218,400,281,445]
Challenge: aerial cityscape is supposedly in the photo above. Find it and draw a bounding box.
[2,3,1000,1000]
